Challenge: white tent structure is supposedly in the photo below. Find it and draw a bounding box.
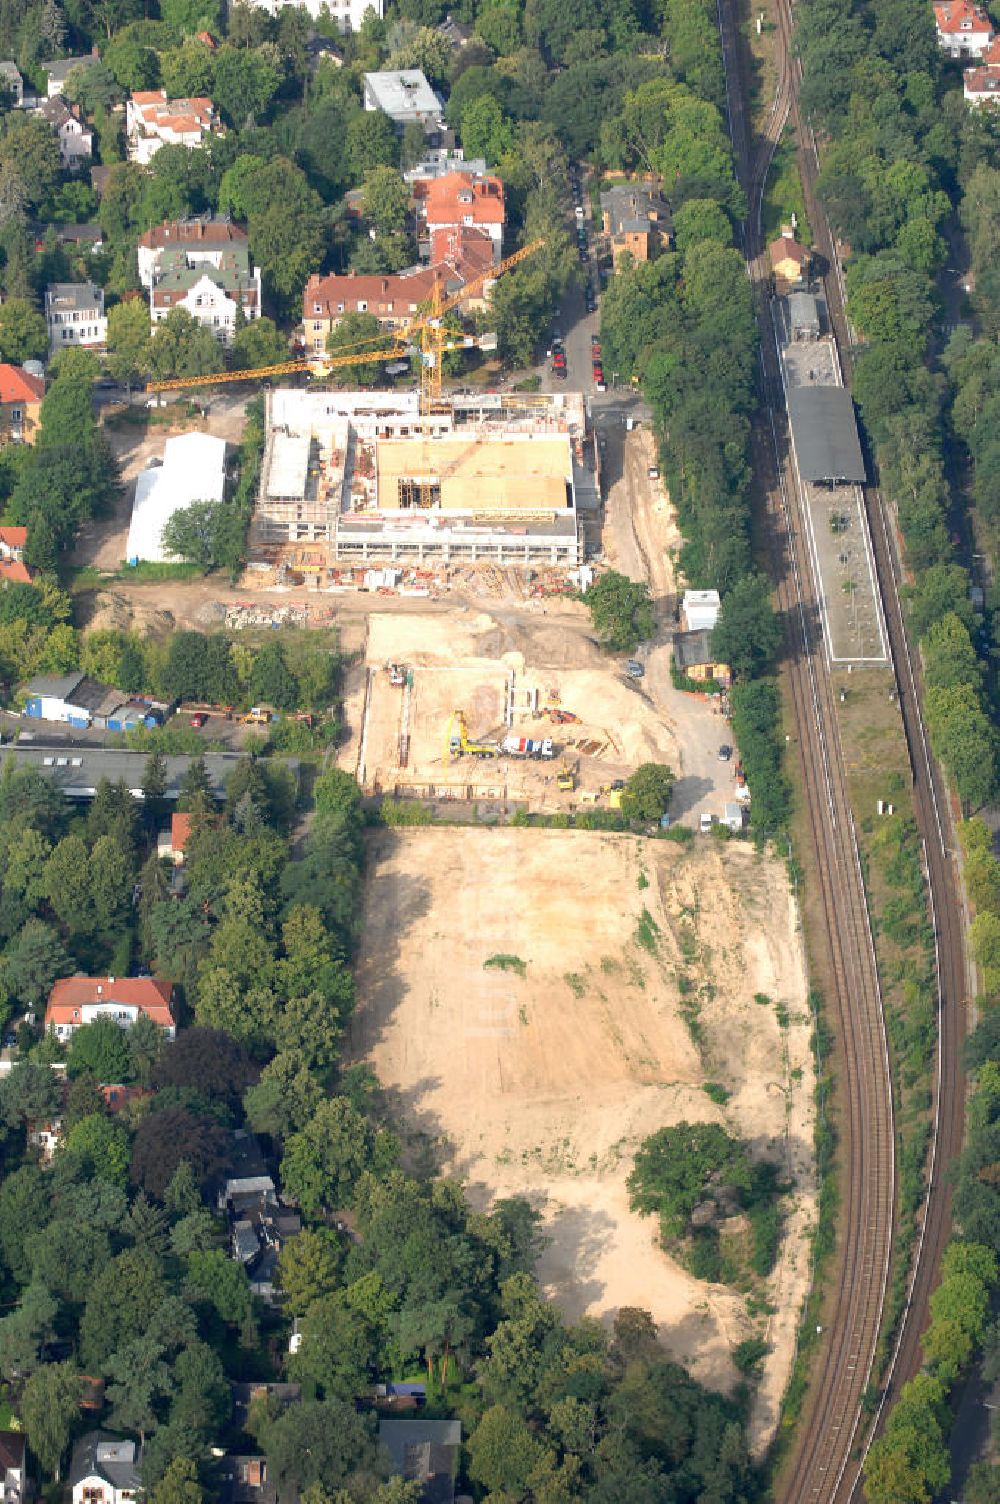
[126,431,226,564]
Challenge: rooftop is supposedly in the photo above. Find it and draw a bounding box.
[769,233,809,268]
[364,69,442,120]
[69,1432,141,1493]
[2,744,251,800]
[42,54,94,83]
[140,214,248,252]
[46,280,103,311]
[786,386,866,484]
[379,1419,461,1504]
[46,975,174,1029]
[600,182,673,235]
[673,629,718,671]
[0,364,44,404]
[421,170,505,226]
[374,433,573,514]
[934,0,993,31]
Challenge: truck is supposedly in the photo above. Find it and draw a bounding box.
[500,735,555,759]
[241,706,272,725]
[386,662,407,687]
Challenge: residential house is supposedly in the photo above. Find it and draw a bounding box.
[231,1383,301,1432]
[239,0,382,27]
[600,182,674,268]
[428,225,495,305]
[100,1083,150,1111]
[37,95,92,168]
[964,61,1000,101]
[217,1457,276,1504]
[438,14,472,47]
[138,214,249,287]
[149,243,261,345]
[378,1419,461,1504]
[934,0,994,54]
[218,1131,301,1299]
[404,149,485,183]
[42,54,96,98]
[373,1381,427,1411]
[680,589,721,632]
[768,228,810,287]
[0,62,23,107]
[45,976,177,1041]
[303,264,447,350]
[363,69,443,125]
[28,1117,63,1160]
[126,91,220,164]
[0,525,28,560]
[157,811,194,865]
[0,365,44,446]
[0,1430,27,1504]
[672,629,731,687]
[69,1434,141,1504]
[45,281,106,349]
[417,170,505,260]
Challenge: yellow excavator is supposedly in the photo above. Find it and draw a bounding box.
[445,710,499,760]
[557,765,575,792]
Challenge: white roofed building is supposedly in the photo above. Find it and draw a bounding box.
[126,431,226,564]
[363,70,443,124]
[681,589,721,632]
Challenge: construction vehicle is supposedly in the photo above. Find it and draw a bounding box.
[241,706,272,725]
[501,734,555,760]
[386,662,407,687]
[547,708,579,724]
[557,765,576,792]
[446,710,499,759]
[145,239,546,415]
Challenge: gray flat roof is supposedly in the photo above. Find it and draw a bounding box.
[4,746,248,799]
[786,386,866,484]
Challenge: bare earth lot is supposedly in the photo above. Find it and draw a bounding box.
[351,827,815,1451]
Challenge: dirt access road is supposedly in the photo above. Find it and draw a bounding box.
[601,426,738,825]
[352,826,815,1452]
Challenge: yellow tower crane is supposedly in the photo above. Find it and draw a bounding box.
[146,238,546,415]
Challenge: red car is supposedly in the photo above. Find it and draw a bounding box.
[189,713,207,728]
[593,363,604,382]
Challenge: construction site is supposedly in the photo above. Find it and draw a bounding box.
[249,388,598,572]
[342,610,679,809]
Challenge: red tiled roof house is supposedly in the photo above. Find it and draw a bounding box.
[46,976,177,1041]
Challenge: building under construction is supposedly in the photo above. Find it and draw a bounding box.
[252,389,591,566]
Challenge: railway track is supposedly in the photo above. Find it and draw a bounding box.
[716,2,909,1502]
[715,0,970,1496]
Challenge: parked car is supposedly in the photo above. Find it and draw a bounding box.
[700,812,717,834]
[575,204,585,219]
[189,713,207,728]
[625,659,644,679]
[718,744,732,761]
[648,465,660,479]
[591,333,601,350]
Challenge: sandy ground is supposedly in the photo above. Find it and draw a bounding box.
[351,827,816,1451]
[341,609,681,806]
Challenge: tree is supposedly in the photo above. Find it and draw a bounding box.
[279,1097,375,1216]
[585,571,654,653]
[145,308,224,382]
[672,197,733,253]
[276,1228,342,1312]
[361,165,410,240]
[0,297,48,363]
[620,764,676,825]
[106,1336,173,1442]
[0,1283,57,1380]
[79,1249,167,1372]
[106,297,153,386]
[232,317,287,371]
[711,574,781,679]
[468,1405,545,1497]
[289,1293,376,1399]
[184,1249,253,1326]
[67,1016,133,1083]
[250,639,299,711]
[262,1400,377,1494]
[244,1051,323,1140]
[627,1122,754,1239]
[326,313,394,387]
[170,1340,229,1436]
[966,1463,1000,1504]
[161,499,225,570]
[152,1027,255,1113]
[131,1107,229,1199]
[20,1361,80,1479]
[212,44,282,127]
[0,920,70,1008]
[149,1457,204,1504]
[461,94,515,162]
[64,1114,131,1186]
[0,1058,63,1128]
